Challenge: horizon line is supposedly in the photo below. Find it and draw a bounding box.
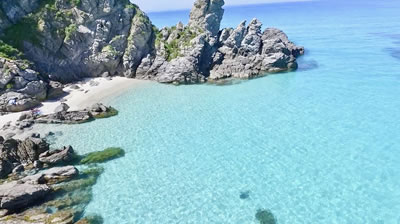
[144,0,314,13]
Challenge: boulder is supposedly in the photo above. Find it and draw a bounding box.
[0,160,13,179]
[0,181,51,211]
[54,103,70,113]
[47,81,65,100]
[0,92,40,112]
[18,80,48,101]
[35,111,93,124]
[22,166,78,185]
[39,146,75,165]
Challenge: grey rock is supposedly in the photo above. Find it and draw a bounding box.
[11,164,24,174]
[0,181,50,211]
[35,110,92,124]
[0,160,13,179]
[47,81,65,100]
[22,166,78,185]
[18,81,47,100]
[39,146,75,165]
[0,92,40,112]
[188,0,225,36]
[54,103,70,113]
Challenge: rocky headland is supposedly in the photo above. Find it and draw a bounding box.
[0,0,303,112]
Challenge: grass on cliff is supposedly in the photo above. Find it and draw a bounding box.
[156,26,198,61]
[80,147,125,164]
[0,40,24,60]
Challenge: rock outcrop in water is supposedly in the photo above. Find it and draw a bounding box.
[0,135,123,222]
[0,0,303,110]
[136,0,304,83]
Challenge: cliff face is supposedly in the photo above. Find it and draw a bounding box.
[0,0,304,112]
[0,0,154,83]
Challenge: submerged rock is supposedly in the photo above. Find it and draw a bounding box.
[80,147,125,165]
[255,209,277,224]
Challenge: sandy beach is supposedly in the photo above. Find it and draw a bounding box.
[0,77,146,135]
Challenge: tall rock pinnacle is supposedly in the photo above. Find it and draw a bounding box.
[188,0,225,36]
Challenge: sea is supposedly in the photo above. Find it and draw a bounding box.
[46,0,400,223]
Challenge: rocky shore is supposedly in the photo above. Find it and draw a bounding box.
[0,0,303,112]
[0,133,125,223]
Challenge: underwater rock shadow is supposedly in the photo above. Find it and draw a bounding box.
[256,209,277,224]
[385,47,400,61]
[296,59,319,72]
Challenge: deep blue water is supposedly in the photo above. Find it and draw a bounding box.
[48,0,400,223]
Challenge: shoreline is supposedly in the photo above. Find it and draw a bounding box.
[0,77,148,137]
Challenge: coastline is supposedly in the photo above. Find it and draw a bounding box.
[0,77,147,137]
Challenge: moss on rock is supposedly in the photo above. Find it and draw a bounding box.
[92,107,119,119]
[80,148,125,165]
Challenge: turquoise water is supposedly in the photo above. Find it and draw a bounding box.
[50,0,400,223]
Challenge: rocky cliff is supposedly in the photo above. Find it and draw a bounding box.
[0,0,304,112]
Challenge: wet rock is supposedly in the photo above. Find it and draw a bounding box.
[22,166,78,185]
[35,111,93,124]
[87,103,118,119]
[80,147,125,164]
[39,146,75,165]
[0,181,51,211]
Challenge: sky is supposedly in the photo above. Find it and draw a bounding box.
[132,0,309,12]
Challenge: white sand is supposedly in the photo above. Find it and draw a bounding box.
[0,77,147,129]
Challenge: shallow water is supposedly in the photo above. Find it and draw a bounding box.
[49,0,400,223]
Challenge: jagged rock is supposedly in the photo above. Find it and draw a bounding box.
[39,146,75,165]
[0,137,49,177]
[22,166,78,185]
[0,58,47,112]
[0,92,40,112]
[35,111,93,124]
[47,81,65,100]
[1,0,303,90]
[188,0,225,36]
[54,103,70,113]
[0,159,13,179]
[0,181,51,211]
[11,164,24,174]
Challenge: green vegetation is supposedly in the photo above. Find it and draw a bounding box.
[0,40,23,60]
[155,26,198,61]
[2,17,42,50]
[68,0,81,7]
[80,147,125,164]
[65,24,77,41]
[101,45,119,57]
[255,209,277,224]
[5,83,13,89]
[92,106,119,119]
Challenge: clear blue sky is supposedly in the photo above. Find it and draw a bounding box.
[132,0,308,12]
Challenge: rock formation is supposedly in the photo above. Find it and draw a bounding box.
[0,0,304,110]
